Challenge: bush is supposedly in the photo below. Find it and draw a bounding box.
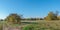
[22,24,35,30]
[22,24,42,30]
[5,13,22,24]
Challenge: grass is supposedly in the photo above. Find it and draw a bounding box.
[22,20,60,30]
[0,21,3,30]
[0,20,60,30]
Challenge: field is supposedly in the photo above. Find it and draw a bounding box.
[1,20,60,30]
[21,20,60,30]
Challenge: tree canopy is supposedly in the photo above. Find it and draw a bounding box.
[44,11,58,20]
[5,13,22,24]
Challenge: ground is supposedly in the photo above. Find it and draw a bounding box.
[1,20,60,30]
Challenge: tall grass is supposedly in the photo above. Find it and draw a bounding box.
[22,20,60,30]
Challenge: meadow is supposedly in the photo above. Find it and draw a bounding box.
[22,20,60,30]
[2,20,60,30]
[0,20,60,30]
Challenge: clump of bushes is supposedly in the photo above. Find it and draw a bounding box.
[22,24,37,30]
[5,13,22,24]
[22,24,48,30]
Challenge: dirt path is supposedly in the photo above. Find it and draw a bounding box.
[3,24,22,30]
[3,24,29,30]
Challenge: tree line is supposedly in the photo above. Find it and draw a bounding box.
[0,11,60,24]
[22,11,60,20]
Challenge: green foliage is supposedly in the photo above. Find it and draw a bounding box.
[22,24,36,30]
[23,24,50,30]
[0,19,3,21]
[22,24,47,30]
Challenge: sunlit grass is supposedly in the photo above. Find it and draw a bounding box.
[22,20,60,30]
[1,20,60,30]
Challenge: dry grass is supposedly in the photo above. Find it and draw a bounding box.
[2,20,60,30]
[22,20,60,30]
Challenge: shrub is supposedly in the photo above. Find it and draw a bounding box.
[22,24,35,30]
[5,13,22,24]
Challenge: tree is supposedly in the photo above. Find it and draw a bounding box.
[44,11,58,21]
[40,18,43,20]
[5,13,22,24]
[0,19,3,21]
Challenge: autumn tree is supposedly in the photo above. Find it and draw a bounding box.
[5,13,22,24]
[44,11,58,21]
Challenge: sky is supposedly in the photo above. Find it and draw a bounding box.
[0,0,60,19]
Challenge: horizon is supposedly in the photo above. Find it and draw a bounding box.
[0,0,60,19]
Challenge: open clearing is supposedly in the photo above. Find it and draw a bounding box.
[2,20,60,30]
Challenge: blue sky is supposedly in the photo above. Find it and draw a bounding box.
[0,0,60,19]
